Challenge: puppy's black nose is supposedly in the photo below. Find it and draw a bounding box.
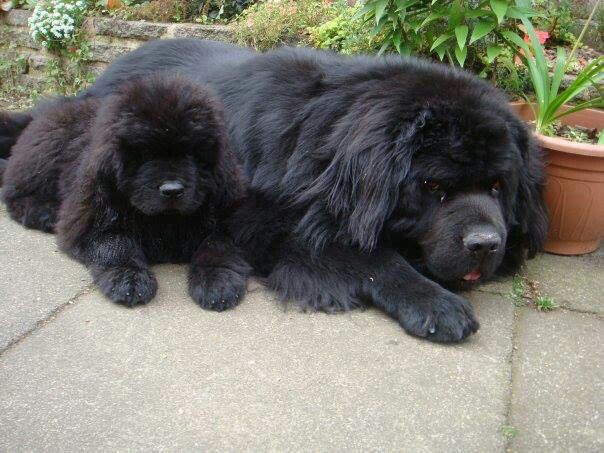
[463,229,501,255]
[159,181,184,197]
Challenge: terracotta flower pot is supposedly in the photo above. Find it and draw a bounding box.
[511,102,604,255]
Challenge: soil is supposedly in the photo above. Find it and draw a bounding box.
[549,121,601,144]
[544,45,601,75]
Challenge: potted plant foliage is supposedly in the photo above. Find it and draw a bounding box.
[506,9,604,255]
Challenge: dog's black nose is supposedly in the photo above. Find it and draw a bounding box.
[463,229,501,255]
[159,181,184,197]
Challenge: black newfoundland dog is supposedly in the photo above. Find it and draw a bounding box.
[1,40,547,342]
[1,74,251,310]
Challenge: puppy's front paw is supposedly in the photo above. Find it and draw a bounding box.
[94,266,158,307]
[189,267,246,312]
[399,289,480,343]
[22,204,57,233]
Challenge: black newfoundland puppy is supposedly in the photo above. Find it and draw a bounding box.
[2,40,548,342]
[1,74,251,310]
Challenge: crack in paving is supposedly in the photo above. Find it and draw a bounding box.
[0,283,96,356]
[502,307,522,452]
[475,289,602,317]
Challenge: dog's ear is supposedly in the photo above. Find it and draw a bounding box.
[295,106,430,252]
[212,147,247,206]
[56,113,124,257]
[500,119,548,272]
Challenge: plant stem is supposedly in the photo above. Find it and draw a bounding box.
[566,0,600,68]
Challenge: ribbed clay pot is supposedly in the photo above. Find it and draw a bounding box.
[511,102,604,255]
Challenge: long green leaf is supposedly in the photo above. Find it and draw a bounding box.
[418,11,445,30]
[430,33,452,52]
[486,45,503,63]
[552,97,604,122]
[469,20,496,44]
[375,0,390,25]
[353,3,375,20]
[454,45,468,66]
[434,43,447,61]
[548,47,567,105]
[521,18,552,119]
[455,25,468,50]
[490,0,508,23]
[501,30,549,128]
[544,57,604,122]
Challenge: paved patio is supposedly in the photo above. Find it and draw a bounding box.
[0,204,602,452]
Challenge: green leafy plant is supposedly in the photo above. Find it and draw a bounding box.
[510,275,556,311]
[503,3,604,135]
[43,29,95,95]
[534,296,556,311]
[511,275,527,306]
[533,0,576,45]
[308,2,376,54]
[355,0,534,67]
[501,425,519,439]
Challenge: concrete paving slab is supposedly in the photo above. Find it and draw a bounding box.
[523,252,603,315]
[509,308,603,452]
[0,211,91,350]
[0,266,514,452]
[479,251,603,315]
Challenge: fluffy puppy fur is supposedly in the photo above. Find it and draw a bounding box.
[2,74,251,309]
[0,111,32,185]
[9,40,549,342]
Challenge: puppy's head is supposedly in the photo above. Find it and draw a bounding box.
[90,74,239,216]
[293,64,547,286]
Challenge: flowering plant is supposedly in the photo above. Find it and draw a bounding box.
[29,0,89,50]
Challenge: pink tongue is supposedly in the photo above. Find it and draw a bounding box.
[463,270,482,281]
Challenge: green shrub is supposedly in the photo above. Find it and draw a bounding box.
[308,2,376,54]
[232,0,335,50]
[533,0,576,44]
[43,31,96,95]
[356,0,535,69]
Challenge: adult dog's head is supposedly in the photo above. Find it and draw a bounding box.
[86,74,240,216]
[290,58,547,287]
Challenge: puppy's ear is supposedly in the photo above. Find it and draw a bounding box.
[501,119,548,272]
[296,106,430,252]
[57,119,123,258]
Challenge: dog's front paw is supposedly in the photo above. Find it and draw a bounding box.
[22,204,57,233]
[398,289,480,343]
[188,267,246,312]
[94,266,158,307]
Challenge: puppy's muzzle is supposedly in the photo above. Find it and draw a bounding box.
[159,180,184,198]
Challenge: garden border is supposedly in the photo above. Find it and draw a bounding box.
[0,8,233,89]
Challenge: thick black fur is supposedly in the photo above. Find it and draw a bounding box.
[0,111,32,185]
[10,40,548,342]
[1,74,251,309]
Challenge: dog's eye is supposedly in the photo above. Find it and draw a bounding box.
[423,180,441,193]
[491,180,502,195]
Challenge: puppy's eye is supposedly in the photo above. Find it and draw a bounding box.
[423,180,441,193]
[491,180,502,195]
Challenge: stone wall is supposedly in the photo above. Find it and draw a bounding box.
[0,9,232,90]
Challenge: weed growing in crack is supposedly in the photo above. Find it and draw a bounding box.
[509,275,556,311]
[502,425,519,439]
